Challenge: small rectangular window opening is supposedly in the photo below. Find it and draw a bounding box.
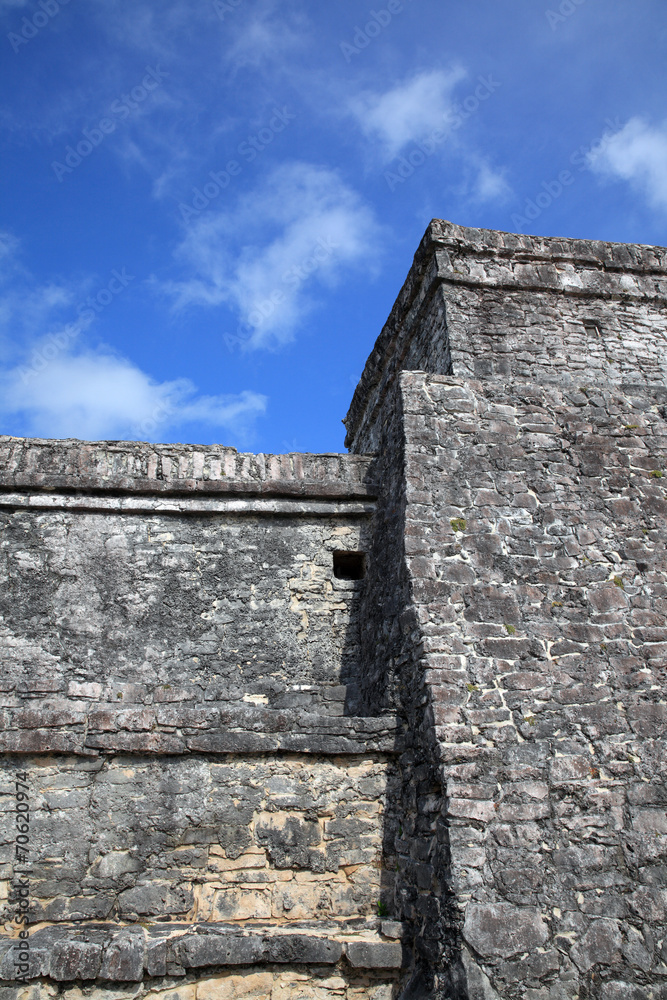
[333,551,366,580]
[583,320,602,337]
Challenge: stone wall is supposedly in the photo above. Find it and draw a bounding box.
[345,221,667,452]
[352,375,466,999]
[342,222,667,998]
[0,507,368,712]
[396,372,667,998]
[0,440,403,999]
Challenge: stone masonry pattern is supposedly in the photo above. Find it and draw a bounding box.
[1,221,666,999]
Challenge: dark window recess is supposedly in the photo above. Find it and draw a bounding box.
[583,320,602,336]
[333,551,366,580]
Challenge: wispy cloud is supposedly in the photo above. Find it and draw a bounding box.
[91,0,201,60]
[587,117,667,213]
[225,0,309,71]
[161,162,382,348]
[349,67,467,162]
[0,352,267,441]
[0,231,266,442]
[468,158,511,203]
[0,231,83,362]
[356,69,510,206]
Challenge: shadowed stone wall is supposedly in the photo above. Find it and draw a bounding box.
[344,222,667,999]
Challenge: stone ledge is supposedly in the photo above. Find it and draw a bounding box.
[0,924,406,982]
[429,218,667,274]
[0,492,376,516]
[0,707,403,756]
[0,441,379,500]
[0,474,379,501]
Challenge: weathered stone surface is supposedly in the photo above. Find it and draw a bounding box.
[0,757,395,926]
[49,941,102,981]
[343,222,667,998]
[174,933,265,969]
[345,941,403,968]
[99,933,145,982]
[570,918,623,971]
[0,508,371,712]
[463,903,549,958]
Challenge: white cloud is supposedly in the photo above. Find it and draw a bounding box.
[587,117,667,213]
[349,68,466,161]
[471,160,511,203]
[0,351,267,441]
[0,230,266,443]
[162,162,382,348]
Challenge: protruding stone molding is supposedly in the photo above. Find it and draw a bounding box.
[0,707,403,756]
[431,259,667,301]
[0,922,406,982]
[0,475,379,501]
[429,218,667,276]
[0,492,376,517]
[0,439,379,500]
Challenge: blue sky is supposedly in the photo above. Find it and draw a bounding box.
[1,0,666,452]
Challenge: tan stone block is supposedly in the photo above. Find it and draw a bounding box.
[195,882,220,920]
[212,887,272,920]
[197,972,273,1000]
[346,864,381,890]
[208,847,266,870]
[64,992,142,1000]
[272,881,331,920]
[147,987,196,1000]
[222,870,278,886]
[270,973,322,1000]
[294,871,345,884]
[367,986,395,1000]
[18,986,59,1000]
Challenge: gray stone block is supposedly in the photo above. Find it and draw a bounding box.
[463,903,549,959]
[264,934,342,965]
[49,940,102,981]
[173,932,264,968]
[346,940,403,968]
[100,933,145,982]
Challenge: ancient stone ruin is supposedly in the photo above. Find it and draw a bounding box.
[1,220,666,999]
